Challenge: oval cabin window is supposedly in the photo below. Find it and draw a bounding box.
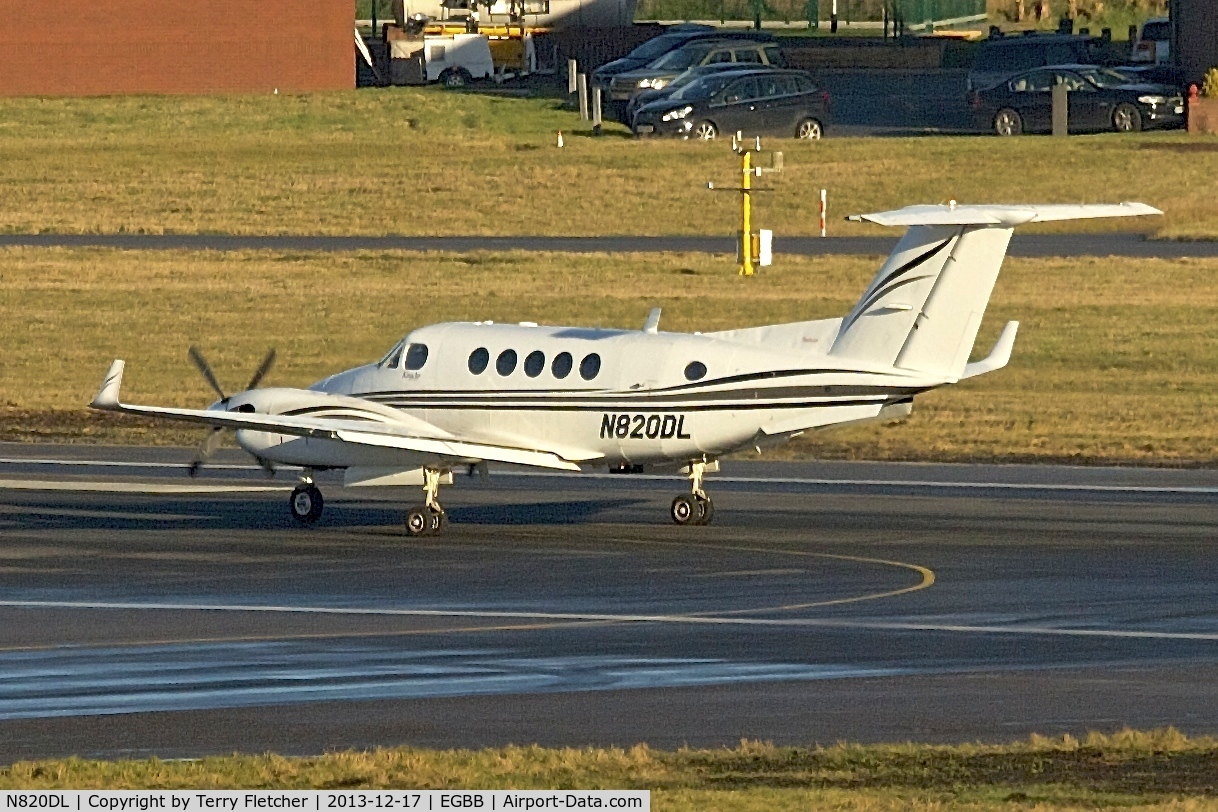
[579,353,601,381]
[684,361,707,381]
[552,352,573,379]
[496,349,518,376]
[468,347,489,374]
[524,350,545,378]
[404,344,429,371]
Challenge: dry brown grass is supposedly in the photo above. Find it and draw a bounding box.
[2,246,1217,463]
[3,729,1218,809]
[0,90,1214,239]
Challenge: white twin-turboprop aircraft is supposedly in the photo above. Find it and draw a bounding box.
[91,202,1159,535]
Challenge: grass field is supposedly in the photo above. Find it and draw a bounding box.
[0,89,1215,240]
[3,729,1217,809]
[4,246,1217,464]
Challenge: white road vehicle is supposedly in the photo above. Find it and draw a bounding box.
[91,202,1160,535]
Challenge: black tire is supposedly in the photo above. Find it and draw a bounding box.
[440,68,471,89]
[671,494,698,525]
[993,108,1023,136]
[405,506,432,536]
[795,118,823,140]
[694,496,715,526]
[427,507,447,534]
[1113,102,1143,133]
[290,485,323,524]
[691,120,718,141]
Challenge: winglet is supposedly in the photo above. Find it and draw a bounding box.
[962,321,1018,380]
[643,307,662,334]
[90,360,126,410]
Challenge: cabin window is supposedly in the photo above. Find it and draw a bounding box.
[579,353,601,381]
[496,349,518,376]
[404,344,429,371]
[468,347,489,374]
[380,340,406,369]
[524,350,545,378]
[684,361,707,381]
[552,351,573,379]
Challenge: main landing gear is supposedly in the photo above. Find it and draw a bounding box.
[404,467,448,537]
[671,459,715,526]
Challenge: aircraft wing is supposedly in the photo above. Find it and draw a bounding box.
[90,360,585,472]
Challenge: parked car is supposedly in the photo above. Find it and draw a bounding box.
[967,33,1101,91]
[624,62,754,126]
[633,68,829,141]
[607,39,787,104]
[1131,17,1171,65]
[971,64,1185,135]
[590,26,772,90]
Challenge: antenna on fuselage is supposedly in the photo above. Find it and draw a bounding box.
[642,308,662,334]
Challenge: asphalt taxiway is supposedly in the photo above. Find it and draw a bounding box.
[0,445,1216,763]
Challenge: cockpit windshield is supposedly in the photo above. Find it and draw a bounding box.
[379,339,406,369]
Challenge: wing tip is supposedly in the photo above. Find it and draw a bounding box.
[90,360,125,410]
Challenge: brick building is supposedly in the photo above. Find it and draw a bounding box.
[1174,0,1218,84]
[0,0,352,96]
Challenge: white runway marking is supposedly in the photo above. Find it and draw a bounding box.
[2,457,1218,495]
[1,599,1215,642]
[0,479,288,494]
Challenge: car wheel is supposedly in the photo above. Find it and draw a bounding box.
[1113,103,1143,133]
[795,118,823,140]
[440,68,470,88]
[994,108,1023,136]
[692,120,717,141]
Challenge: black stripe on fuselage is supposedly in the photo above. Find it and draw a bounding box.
[361,397,909,413]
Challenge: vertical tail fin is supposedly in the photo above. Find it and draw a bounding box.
[829,203,1161,379]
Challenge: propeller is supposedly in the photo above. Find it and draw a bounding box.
[186,346,277,477]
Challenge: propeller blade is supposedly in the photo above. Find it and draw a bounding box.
[252,455,276,478]
[187,426,226,478]
[246,348,277,391]
[188,346,227,401]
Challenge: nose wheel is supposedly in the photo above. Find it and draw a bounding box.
[290,478,324,524]
[404,467,450,537]
[671,459,716,526]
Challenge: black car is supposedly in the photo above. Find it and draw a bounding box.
[590,27,772,90]
[972,64,1184,135]
[967,33,1100,91]
[625,63,755,126]
[606,39,786,104]
[633,69,830,141]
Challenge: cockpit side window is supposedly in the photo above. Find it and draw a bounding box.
[404,344,429,371]
[380,340,406,369]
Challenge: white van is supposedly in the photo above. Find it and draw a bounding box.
[1131,17,1171,65]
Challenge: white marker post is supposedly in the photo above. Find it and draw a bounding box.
[819,189,827,237]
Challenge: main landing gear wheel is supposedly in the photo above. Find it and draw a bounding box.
[290,483,323,524]
[670,494,714,526]
[671,459,716,526]
[404,467,451,537]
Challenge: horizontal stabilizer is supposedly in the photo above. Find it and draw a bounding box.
[962,321,1018,380]
[849,202,1162,228]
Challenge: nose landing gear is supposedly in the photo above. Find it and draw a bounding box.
[671,458,716,526]
[405,467,449,537]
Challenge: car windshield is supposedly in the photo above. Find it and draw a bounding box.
[1078,67,1131,88]
[1141,21,1170,40]
[651,45,711,70]
[670,73,739,100]
[627,34,691,61]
